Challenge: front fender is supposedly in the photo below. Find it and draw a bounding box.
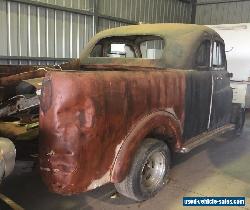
[111,110,183,183]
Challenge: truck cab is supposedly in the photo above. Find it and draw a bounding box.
[39,23,244,201]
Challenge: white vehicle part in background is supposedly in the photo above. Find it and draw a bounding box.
[231,82,248,107]
[0,138,16,180]
[207,23,250,108]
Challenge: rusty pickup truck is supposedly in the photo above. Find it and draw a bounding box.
[39,24,245,201]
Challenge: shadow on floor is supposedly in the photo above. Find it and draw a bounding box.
[0,166,94,210]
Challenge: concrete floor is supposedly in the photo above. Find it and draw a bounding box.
[0,114,250,210]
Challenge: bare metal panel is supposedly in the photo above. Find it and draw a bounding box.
[196,0,250,25]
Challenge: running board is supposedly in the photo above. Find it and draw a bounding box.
[177,124,235,153]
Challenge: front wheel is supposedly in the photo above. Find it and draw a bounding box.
[115,138,171,201]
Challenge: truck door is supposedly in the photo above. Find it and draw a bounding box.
[183,39,213,140]
[209,40,233,130]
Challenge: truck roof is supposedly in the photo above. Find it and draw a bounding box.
[80,23,220,69]
[93,23,215,39]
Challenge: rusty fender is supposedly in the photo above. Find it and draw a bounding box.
[111,110,182,183]
[39,69,186,195]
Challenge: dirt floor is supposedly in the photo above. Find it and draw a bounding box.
[0,114,250,210]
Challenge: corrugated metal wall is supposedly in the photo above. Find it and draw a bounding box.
[34,0,93,10]
[98,0,191,28]
[0,0,94,64]
[196,0,250,25]
[0,0,192,65]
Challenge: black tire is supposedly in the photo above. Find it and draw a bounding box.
[115,138,171,201]
[235,108,246,136]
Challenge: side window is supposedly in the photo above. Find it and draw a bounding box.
[196,40,210,68]
[212,41,225,68]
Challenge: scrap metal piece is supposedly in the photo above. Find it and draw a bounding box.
[0,68,47,86]
[26,122,39,130]
[0,121,39,141]
[0,193,24,210]
[0,95,40,118]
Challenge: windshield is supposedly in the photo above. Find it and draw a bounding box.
[90,35,165,60]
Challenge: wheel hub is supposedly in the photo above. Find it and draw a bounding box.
[141,151,166,191]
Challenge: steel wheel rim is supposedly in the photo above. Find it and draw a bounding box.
[141,151,166,191]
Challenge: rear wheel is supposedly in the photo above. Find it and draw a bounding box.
[115,138,171,201]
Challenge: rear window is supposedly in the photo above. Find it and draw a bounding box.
[90,35,165,59]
